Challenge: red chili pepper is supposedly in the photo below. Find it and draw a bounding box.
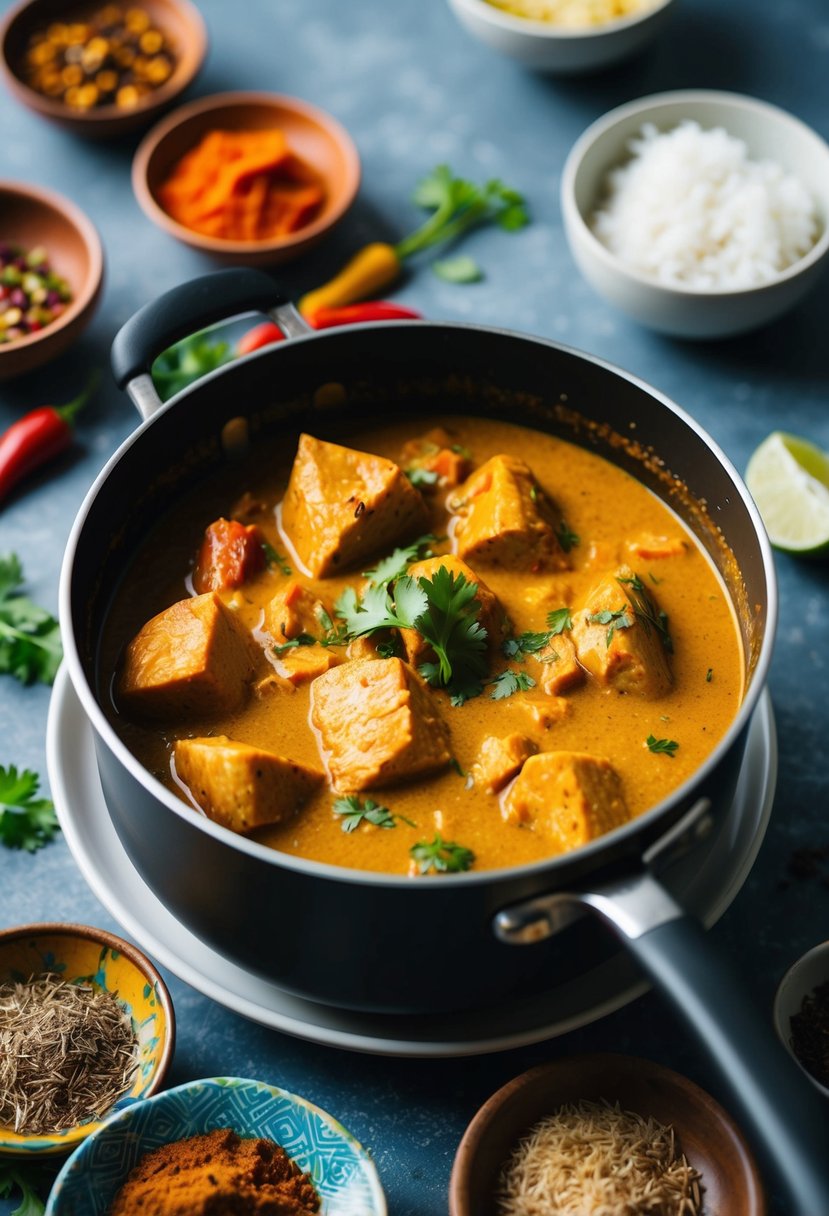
[235,301,422,356]
[0,375,98,504]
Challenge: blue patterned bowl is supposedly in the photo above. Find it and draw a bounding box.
[45,1076,387,1215]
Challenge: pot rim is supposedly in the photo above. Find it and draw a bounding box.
[59,318,778,890]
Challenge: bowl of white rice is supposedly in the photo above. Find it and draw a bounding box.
[561,90,829,338]
[445,0,676,74]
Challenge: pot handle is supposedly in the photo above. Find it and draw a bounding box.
[496,872,829,1214]
[110,268,311,419]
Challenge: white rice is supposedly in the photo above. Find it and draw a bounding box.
[591,120,819,289]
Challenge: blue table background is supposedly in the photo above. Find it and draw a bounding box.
[2,0,828,1211]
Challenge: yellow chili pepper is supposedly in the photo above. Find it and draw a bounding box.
[298,243,401,319]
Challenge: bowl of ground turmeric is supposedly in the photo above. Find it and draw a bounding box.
[45,1076,387,1216]
[132,91,361,265]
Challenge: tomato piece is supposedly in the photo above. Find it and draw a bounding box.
[193,518,266,593]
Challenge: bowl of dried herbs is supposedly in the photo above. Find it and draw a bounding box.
[0,922,174,1156]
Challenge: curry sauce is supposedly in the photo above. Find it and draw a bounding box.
[101,415,744,875]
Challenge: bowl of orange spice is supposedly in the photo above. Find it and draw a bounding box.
[132,91,361,266]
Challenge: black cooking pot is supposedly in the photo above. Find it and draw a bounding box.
[62,269,828,1212]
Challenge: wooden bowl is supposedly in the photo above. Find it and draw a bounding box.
[0,0,207,138]
[0,180,103,380]
[132,91,361,266]
[0,922,175,1157]
[450,1053,766,1216]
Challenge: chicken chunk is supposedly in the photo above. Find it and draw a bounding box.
[449,455,569,572]
[119,593,257,719]
[264,579,334,643]
[280,434,430,577]
[398,427,473,490]
[174,736,323,833]
[502,752,629,854]
[274,645,341,686]
[311,657,452,791]
[474,733,538,794]
[570,566,672,698]
[533,632,584,697]
[397,554,509,668]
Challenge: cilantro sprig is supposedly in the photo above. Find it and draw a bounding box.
[261,541,292,577]
[410,833,475,874]
[363,534,440,588]
[0,1162,46,1216]
[502,608,573,661]
[646,735,679,758]
[0,555,62,685]
[0,765,59,852]
[336,567,489,705]
[489,669,535,699]
[618,573,673,654]
[332,795,415,834]
[588,606,634,648]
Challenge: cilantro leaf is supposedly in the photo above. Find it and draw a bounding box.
[556,520,580,553]
[432,255,483,283]
[547,607,574,635]
[396,166,529,264]
[618,573,673,654]
[0,1163,46,1216]
[646,735,679,758]
[273,632,317,656]
[489,669,535,699]
[0,765,59,852]
[261,541,292,576]
[502,631,551,659]
[410,833,475,875]
[332,795,414,834]
[0,555,62,685]
[405,467,439,489]
[363,534,439,588]
[588,606,634,647]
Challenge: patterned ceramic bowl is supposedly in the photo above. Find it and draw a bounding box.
[46,1077,387,1215]
[0,922,174,1157]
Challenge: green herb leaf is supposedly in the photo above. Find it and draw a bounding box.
[396,165,529,264]
[332,795,414,834]
[410,833,475,874]
[0,1163,46,1216]
[405,467,439,488]
[646,735,679,758]
[617,573,673,654]
[152,330,234,402]
[261,541,292,576]
[0,555,62,686]
[273,632,317,656]
[432,255,483,283]
[363,534,439,587]
[502,631,551,659]
[0,765,59,852]
[546,608,573,635]
[489,669,535,700]
[706,668,713,683]
[556,521,580,553]
[588,607,634,647]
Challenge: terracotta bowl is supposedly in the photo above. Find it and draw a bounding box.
[449,1053,766,1216]
[0,922,175,1157]
[132,91,361,266]
[0,0,207,138]
[0,180,103,380]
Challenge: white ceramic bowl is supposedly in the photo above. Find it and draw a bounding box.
[561,90,829,339]
[773,940,829,1100]
[445,0,675,74]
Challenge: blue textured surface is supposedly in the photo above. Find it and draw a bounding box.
[1,0,828,1212]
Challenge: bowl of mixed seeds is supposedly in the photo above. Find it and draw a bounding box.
[0,180,103,380]
[0,0,207,138]
[0,922,175,1155]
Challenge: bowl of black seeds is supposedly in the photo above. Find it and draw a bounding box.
[774,940,829,1099]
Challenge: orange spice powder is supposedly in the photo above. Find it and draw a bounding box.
[158,129,325,242]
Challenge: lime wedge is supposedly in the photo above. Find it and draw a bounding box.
[746,432,829,555]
